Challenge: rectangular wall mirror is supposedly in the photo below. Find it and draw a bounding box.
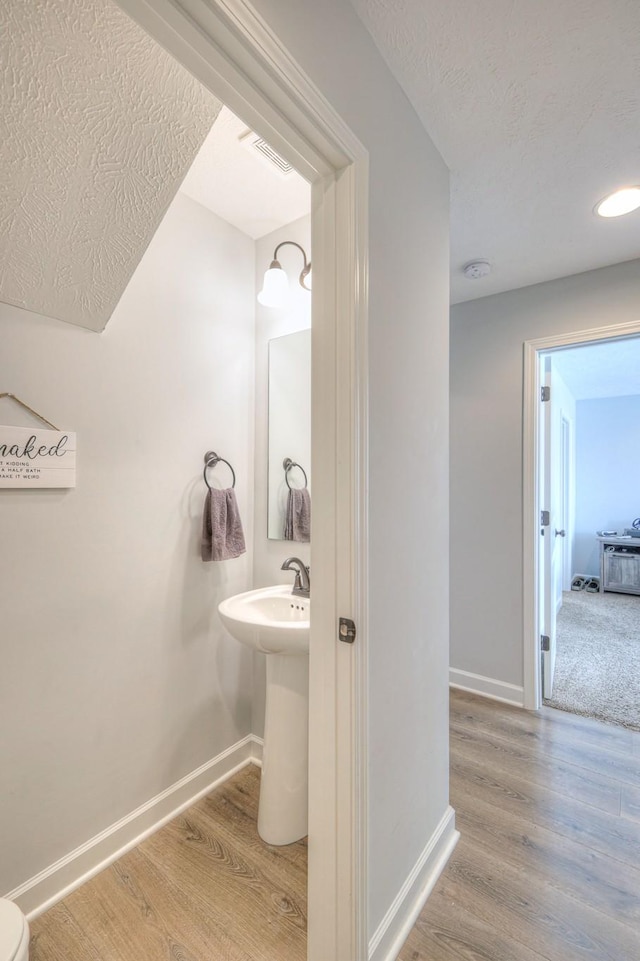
[267,329,311,540]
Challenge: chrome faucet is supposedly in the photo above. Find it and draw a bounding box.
[281,557,310,598]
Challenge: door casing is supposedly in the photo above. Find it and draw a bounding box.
[538,362,557,699]
[523,320,640,710]
[114,2,370,958]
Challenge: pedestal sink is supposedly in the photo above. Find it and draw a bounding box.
[218,585,309,845]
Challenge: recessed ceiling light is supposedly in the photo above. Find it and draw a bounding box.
[595,186,640,218]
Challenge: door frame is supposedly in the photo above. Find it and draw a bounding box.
[523,319,640,710]
[114,2,370,958]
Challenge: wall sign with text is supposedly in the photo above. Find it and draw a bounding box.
[0,426,76,488]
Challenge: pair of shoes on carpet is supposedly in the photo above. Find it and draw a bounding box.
[571,575,600,592]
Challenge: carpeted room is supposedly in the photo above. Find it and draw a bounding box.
[545,587,640,731]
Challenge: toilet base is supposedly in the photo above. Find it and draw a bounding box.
[12,923,29,961]
[0,899,29,961]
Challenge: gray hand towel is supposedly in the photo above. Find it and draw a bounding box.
[201,488,246,561]
[284,487,311,542]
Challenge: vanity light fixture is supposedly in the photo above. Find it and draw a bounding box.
[595,186,640,218]
[257,241,311,308]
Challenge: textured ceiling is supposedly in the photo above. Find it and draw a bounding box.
[553,336,640,400]
[0,0,221,332]
[349,0,640,303]
[180,107,310,240]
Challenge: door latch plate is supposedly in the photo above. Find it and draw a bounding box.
[339,617,356,643]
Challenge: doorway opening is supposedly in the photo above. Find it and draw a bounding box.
[107,6,370,960]
[524,322,640,734]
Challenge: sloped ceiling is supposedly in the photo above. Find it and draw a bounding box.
[0,0,222,332]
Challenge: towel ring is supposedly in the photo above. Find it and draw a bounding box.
[283,457,308,490]
[204,451,236,489]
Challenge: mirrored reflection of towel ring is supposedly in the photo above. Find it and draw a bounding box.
[204,451,236,489]
[283,457,308,490]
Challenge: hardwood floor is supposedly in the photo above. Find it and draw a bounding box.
[30,765,307,961]
[399,690,640,961]
[31,692,640,961]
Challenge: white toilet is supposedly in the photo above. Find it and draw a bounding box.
[0,900,29,961]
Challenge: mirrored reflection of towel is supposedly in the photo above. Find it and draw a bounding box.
[284,487,311,542]
[202,488,246,561]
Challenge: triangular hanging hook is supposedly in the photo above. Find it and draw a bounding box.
[0,393,59,430]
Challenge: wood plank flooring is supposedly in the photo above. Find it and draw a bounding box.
[31,691,640,961]
[30,765,307,961]
[399,690,640,961]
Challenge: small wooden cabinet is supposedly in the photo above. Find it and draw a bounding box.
[598,536,640,595]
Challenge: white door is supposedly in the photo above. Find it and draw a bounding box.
[539,362,562,698]
[549,382,566,614]
[560,417,572,591]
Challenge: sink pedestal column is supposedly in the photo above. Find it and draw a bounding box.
[258,652,309,845]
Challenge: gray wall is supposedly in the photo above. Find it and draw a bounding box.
[575,394,640,574]
[252,0,451,936]
[450,258,640,692]
[0,192,256,894]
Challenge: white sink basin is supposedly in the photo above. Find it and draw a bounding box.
[218,585,309,655]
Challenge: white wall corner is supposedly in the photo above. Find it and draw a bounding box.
[368,807,458,961]
[7,734,263,920]
[450,668,525,707]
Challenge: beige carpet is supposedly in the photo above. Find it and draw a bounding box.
[544,589,640,730]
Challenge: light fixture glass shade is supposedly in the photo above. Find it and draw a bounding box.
[257,262,289,307]
[596,186,640,218]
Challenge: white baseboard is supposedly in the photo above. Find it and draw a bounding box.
[368,806,459,961]
[450,668,524,707]
[8,734,264,920]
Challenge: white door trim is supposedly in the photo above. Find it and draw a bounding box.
[523,319,640,710]
[114,2,369,958]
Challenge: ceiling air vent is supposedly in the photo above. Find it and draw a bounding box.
[240,130,293,178]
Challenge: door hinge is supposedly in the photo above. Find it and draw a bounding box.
[541,510,550,526]
[541,385,551,402]
[338,617,356,644]
[541,634,550,652]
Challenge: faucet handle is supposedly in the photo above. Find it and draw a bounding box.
[281,556,310,597]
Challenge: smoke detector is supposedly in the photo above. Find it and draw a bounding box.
[463,260,491,280]
[239,129,293,178]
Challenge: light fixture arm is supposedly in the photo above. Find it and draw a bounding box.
[272,241,312,290]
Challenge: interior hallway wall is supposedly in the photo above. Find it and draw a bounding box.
[0,192,256,895]
[574,393,640,574]
[450,258,640,698]
[252,214,311,739]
